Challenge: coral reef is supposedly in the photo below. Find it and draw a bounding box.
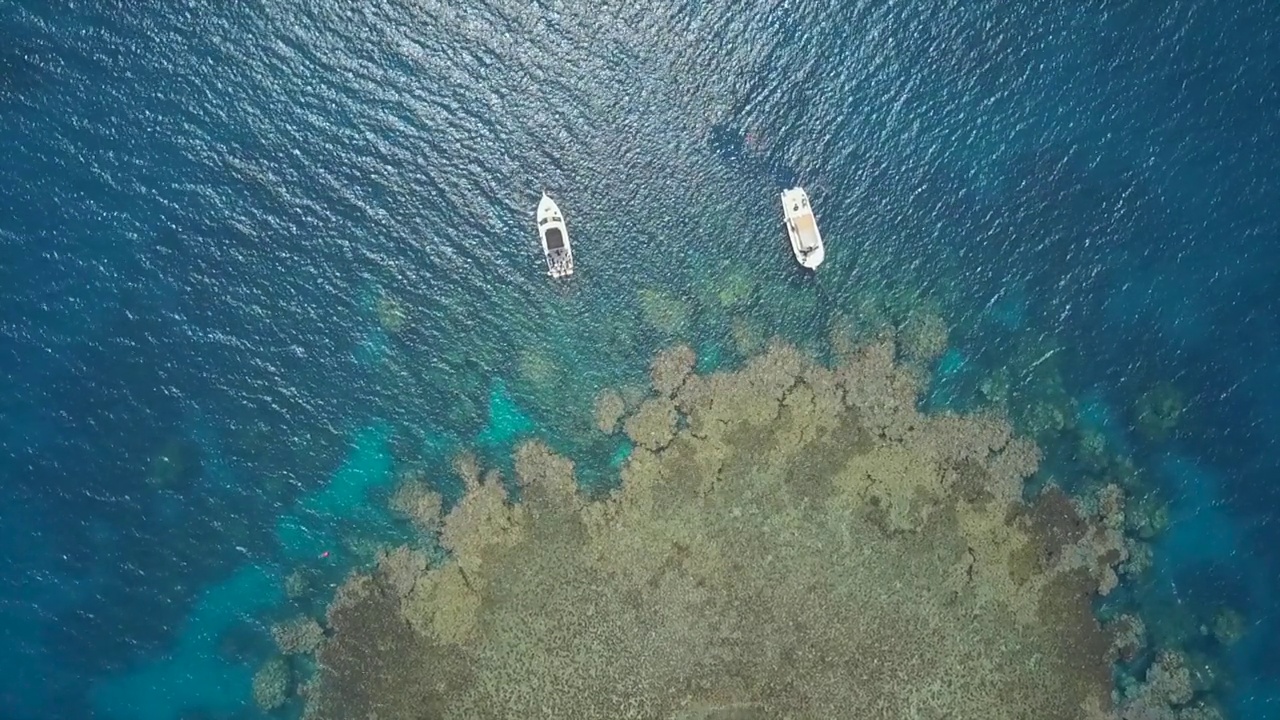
[622,397,678,451]
[1008,339,1079,442]
[729,315,765,356]
[593,389,626,434]
[826,293,892,355]
[305,571,442,720]
[1020,483,1129,596]
[304,341,1136,720]
[1110,613,1148,662]
[253,655,292,712]
[516,347,559,399]
[650,344,696,398]
[452,450,482,490]
[1115,650,1224,720]
[271,616,325,655]
[376,545,429,599]
[898,308,949,364]
[1127,491,1170,540]
[619,384,649,412]
[1121,538,1154,578]
[388,468,444,534]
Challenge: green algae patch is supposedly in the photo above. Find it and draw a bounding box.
[638,287,692,337]
[303,341,1168,720]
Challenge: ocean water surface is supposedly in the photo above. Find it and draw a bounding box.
[1,0,1278,717]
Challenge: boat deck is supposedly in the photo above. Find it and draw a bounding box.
[792,214,820,250]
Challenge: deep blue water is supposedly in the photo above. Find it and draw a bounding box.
[2,0,1278,718]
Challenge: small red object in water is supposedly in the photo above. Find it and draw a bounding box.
[319,551,330,559]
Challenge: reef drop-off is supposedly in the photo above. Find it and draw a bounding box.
[302,340,1198,720]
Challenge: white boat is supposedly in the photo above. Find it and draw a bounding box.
[536,193,574,278]
[780,186,824,269]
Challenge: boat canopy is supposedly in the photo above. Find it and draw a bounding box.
[545,227,565,250]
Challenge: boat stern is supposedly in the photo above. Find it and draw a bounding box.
[797,244,824,269]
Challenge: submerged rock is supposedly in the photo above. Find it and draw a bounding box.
[305,341,1134,720]
[1134,382,1185,441]
[145,436,200,489]
[1210,607,1246,647]
[1110,613,1147,662]
[1114,650,1220,719]
[377,293,409,335]
[1127,491,1171,540]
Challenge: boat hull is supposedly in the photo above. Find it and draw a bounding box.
[781,187,824,269]
[536,194,574,278]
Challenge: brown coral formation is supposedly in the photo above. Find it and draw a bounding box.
[451,450,482,490]
[271,616,325,655]
[305,341,1132,720]
[899,308,949,364]
[1020,483,1129,596]
[651,344,697,397]
[375,545,429,599]
[593,389,626,434]
[622,397,678,451]
[253,655,292,712]
[1128,491,1171,540]
[388,469,444,533]
[1115,650,1223,720]
[730,316,765,356]
[1110,613,1148,662]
